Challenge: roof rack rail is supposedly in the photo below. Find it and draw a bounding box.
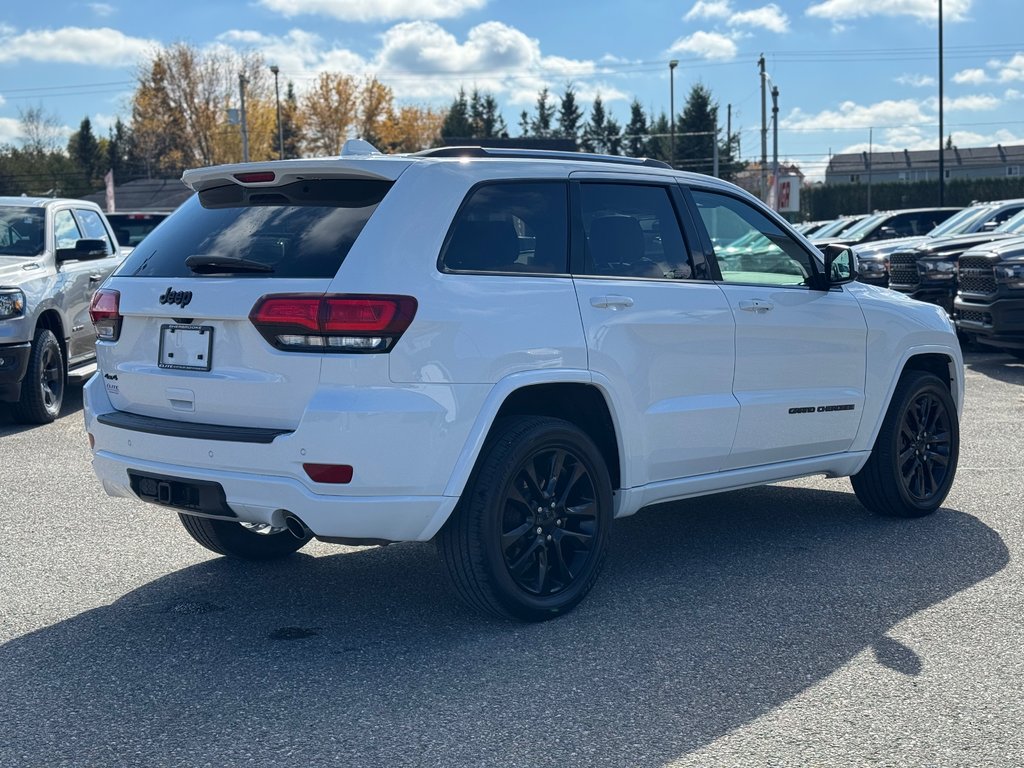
[413,146,672,170]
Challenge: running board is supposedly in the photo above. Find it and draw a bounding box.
[67,362,97,384]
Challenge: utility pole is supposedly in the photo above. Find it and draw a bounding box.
[727,103,732,156]
[938,0,945,205]
[771,84,779,210]
[713,119,720,178]
[669,60,678,168]
[270,65,284,160]
[238,72,250,163]
[759,54,768,203]
[867,127,873,211]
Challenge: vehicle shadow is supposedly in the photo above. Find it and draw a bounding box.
[0,486,1007,767]
[0,382,84,435]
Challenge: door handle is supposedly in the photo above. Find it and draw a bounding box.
[738,299,774,313]
[590,295,634,309]
[89,274,103,282]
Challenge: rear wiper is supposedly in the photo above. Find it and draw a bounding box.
[184,254,274,274]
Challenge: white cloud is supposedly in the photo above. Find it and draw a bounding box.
[807,0,972,23]
[728,4,788,33]
[942,94,1000,111]
[257,0,486,22]
[991,53,1024,83]
[1006,88,1023,101]
[782,99,930,130]
[0,117,18,145]
[668,31,738,61]
[0,26,156,66]
[684,0,732,21]
[895,73,935,88]
[89,3,115,16]
[952,68,988,85]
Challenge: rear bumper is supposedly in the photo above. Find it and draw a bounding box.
[91,450,457,541]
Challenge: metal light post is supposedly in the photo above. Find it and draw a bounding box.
[938,0,945,205]
[270,65,284,161]
[669,60,678,168]
[238,72,250,163]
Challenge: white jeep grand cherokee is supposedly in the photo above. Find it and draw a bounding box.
[84,144,963,621]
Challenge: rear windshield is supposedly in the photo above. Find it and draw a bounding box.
[115,178,393,278]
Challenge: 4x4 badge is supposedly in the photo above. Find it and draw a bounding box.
[159,287,193,308]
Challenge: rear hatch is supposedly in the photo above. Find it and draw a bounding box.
[96,161,408,430]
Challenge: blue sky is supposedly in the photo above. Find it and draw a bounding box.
[1,0,1021,180]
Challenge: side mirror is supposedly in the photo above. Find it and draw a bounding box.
[878,225,897,239]
[56,238,111,263]
[980,220,999,232]
[811,244,858,290]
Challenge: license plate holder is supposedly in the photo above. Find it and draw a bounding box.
[158,324,213,371]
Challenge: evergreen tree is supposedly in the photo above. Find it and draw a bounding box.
[580,94,607,153]
[623,99,648,157]
[106,118,131,180]
[440,88,473,139]
[557,84,583,144]
[531,88,555,138]
[678,83,718,175]
[280,81,303,160]
[519,110,531,137]
[469,89,484,138]
[481,94,507,138]
[645,112,671,163]
[604,117,623,156]
[67,117,101,190]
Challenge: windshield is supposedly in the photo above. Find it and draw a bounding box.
[838,213,887,240]
[0,207,44,256]
[928,206,992,237]
[813,216,862,239]
[996,209,1024,233]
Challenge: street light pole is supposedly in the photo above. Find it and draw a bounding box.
[238,72,250,163]
[759,54,768,203]
[669,60,678,169]
[271,65,284,160]
[938,0,945,205]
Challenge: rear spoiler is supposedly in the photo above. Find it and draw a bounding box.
[182,157,412,192]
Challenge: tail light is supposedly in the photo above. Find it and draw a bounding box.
[89,289,122,341]
[249,294,417,353]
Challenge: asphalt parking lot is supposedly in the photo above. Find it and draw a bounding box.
[2,351,1022,767]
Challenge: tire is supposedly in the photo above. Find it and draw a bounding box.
[851,370,959,518]
[437,416,613,621]
[178,514,310,560]
[12,328,64,424]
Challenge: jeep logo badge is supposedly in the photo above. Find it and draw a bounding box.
[159,287,193,308]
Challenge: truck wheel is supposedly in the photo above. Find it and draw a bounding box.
[177,514,310,560]
[437,417,612,621]
[851,371,959,518]
[11,328,64,424]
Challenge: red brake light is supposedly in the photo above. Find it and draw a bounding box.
[249,294,417,353]
[89,288,122,341]
[234,171,276,183]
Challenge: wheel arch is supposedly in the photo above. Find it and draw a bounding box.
[441,373,623,501]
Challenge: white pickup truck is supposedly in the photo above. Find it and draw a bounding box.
[0,196,122,423]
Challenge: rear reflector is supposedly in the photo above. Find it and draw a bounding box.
[234,171,276,183]
[303,463,353,484]
[250,294,417,353]
[89,288,122,341]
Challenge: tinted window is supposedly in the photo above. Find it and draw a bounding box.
[107,213,169,247]
[691,189,816,287]
[74,208,116,255]
[0,206,44,256]
[441,182,568,274]
[579,184,694,279]
[54,209,82,250]
[117,179,393,278]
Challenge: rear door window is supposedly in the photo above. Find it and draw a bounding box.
[116,178,393,278]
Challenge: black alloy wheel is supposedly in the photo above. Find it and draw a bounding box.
[852,370,959,518]
[438,416,612,621]
[500,445,600,597]
[12,328,65,424]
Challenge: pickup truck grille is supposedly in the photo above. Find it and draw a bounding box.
[888,251,919,289]
[958,256,997,296]
[957,309,992,327]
